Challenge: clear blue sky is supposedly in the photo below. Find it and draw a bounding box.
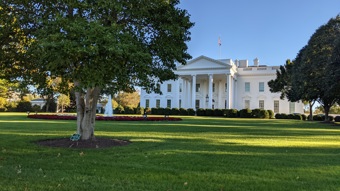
[178,0,340,66]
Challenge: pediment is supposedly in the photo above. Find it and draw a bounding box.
[177,55,231,71]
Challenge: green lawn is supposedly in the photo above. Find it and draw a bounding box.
[1,113,340,191]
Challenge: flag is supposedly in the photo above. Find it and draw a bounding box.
[218,37,221,46]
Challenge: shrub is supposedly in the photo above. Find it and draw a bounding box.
[16,101,32,112]
[275,113,282,119]
[124,106,135,114]
[281,113,288,119]
[252,109,261,118]
[313,115,324,121]
[293,114,302,120]
[196,108,205,116]
[267,110,275,119]
[259,110,269,119]
[225,109,238,118]
[135,107,144,115]
[328,116,334,122]
[32,104,41,112]
[115,105,124,114]
[171,108,180,115]
[213,109,224,116]
[164,108,171,115]
[187,108,195,116]
[239,109,252,118]
[301,114,307,121]
[205,109,214,116]
[179,108,188,115]
[335,116,340,122]
[42,101,57,112]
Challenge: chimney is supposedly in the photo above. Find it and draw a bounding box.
[254,58,259,67]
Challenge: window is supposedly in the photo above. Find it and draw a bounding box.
[167,99,171,108]
[245,100,250,109]
[259,100,264,109]
[156,99,160,108]
[179,99,182,108]
[167,84,172,92]
[179,83,182,92]
[274,100,279,113]
[195,100,200,109]
[289,102,295,114]
[225,83,228,92]
[196,84,200,92]
[245,82,250,92]
[145,99,150,108]
[213,83,215,92]
[259,82,264,92]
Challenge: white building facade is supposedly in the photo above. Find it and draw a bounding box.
[140,56,304,114]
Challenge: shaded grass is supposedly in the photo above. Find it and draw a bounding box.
[1,113,340,190]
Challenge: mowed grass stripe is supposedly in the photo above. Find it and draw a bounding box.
[0,113,340,191]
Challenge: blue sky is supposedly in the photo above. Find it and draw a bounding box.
[178,0,340,66]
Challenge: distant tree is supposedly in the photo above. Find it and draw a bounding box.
[115,91,140,108]
[58,94,71,113]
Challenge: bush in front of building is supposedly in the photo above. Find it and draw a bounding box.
[114,105,124,114]
[335,116,340,122]
[179,108,188,115]
[225,109,238,118]
[267,110,275,119]
[259,109,269,119]
[196,108,205,116]
[124,106,135,114]
[251,109,261,118]
[187,108,195,116]
[171,108,180,115]
[205,109,214,116]
[16,101,33,112]
[135,107,144,115]
[213,109,224,116]
[239,109,252,118]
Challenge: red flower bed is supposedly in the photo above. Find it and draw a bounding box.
[27,114,182,121]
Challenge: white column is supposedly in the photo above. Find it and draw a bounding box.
[208,74,213,109]
[191,75,196,109]
[218,80,223,109]
[226,74,232,109]
[233,77,237,109]
[182,78,186,108]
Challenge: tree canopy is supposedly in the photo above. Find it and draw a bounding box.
[0,0,194,139]
[268,15,340,121]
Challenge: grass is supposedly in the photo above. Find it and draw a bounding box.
[1,113,340,191]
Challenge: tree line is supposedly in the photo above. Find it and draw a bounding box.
[268,15,340,121]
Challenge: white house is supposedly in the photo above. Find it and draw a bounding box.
[140,55,304,114]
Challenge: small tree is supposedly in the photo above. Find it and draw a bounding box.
[58,94,71,113]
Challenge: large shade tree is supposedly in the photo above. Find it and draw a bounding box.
[269,15,340,121]
[0,0,193,140]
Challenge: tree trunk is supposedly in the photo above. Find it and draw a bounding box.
[308,101,315,121]
[324,105,331,122]
[74,81,101,140]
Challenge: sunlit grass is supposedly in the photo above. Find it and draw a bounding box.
[1,112,340,190]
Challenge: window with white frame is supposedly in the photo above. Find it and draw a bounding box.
[179,99,182,108]
[259,100,264,109]
[259,82,264,92]
[245,100,250,109]
[274,100,279,113]
[156,99,160,108]
[225,83,228,92]
[289,102,295,114]
[145,99,150,108]
[245,82,250,92]
[213,83,215,92]
[167,99,171,108]
[167,84,172,92]
[179,83,182,92]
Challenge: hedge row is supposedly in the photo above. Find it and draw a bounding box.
[224,108,275,119]
[275,113,307,120]
[149,107,195,116]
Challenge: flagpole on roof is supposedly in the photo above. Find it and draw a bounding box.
[218,36,221,59]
